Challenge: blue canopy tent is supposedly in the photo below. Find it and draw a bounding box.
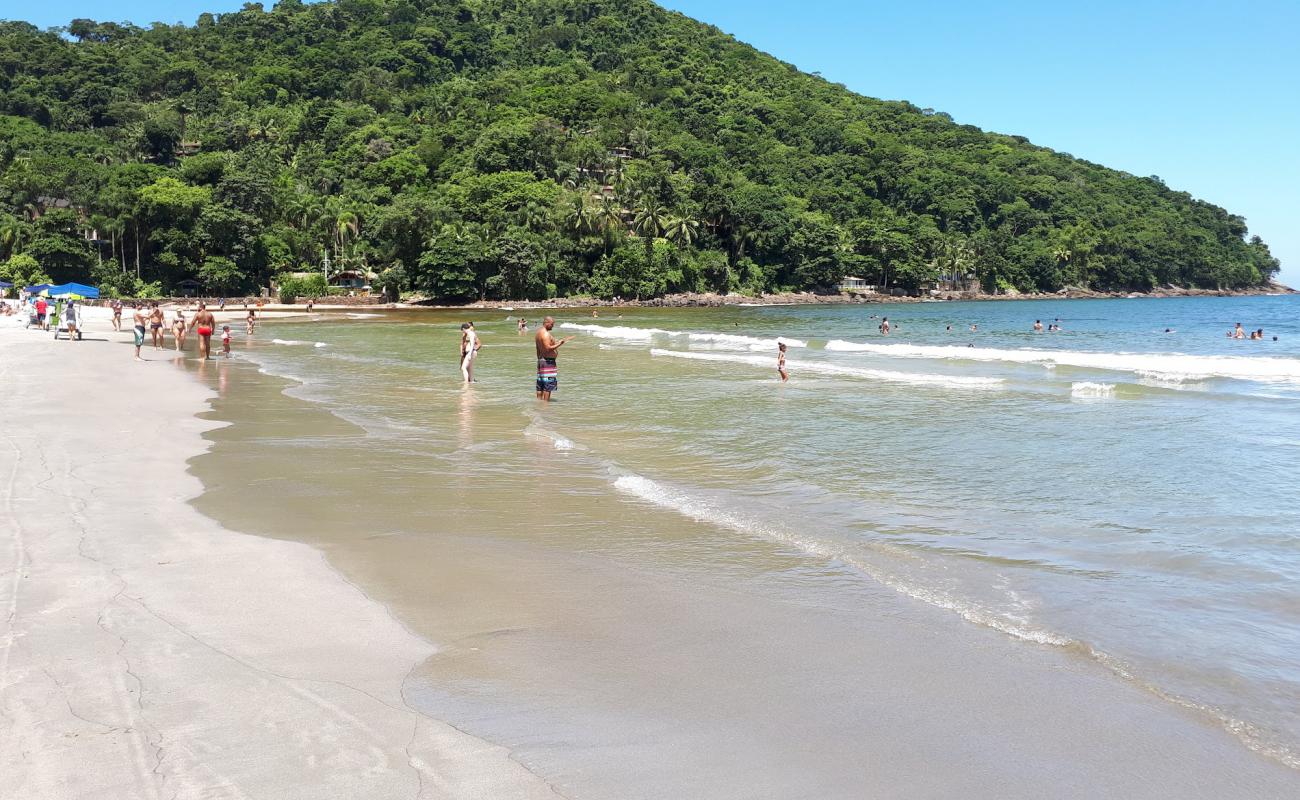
[48,282,100,299]
[0,281,12,288]
[23,283,53,295]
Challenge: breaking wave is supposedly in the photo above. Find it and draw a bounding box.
[648,348,1003,389]
[824,341,1300,385]
[561,323,805,350]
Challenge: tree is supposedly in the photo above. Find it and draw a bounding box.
[664,215,699,247]
[632,203,670,297]
[787,213,846,290]
[0,253,51,288]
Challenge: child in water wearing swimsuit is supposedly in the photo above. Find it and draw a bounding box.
[221,325,231,357]
[777,342,788,382]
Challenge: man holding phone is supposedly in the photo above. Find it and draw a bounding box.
[534,316,572,402]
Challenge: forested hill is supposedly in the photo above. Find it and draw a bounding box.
[0,0,1281,300]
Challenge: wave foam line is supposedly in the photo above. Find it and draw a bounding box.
[825,340,1300,385]
[615,473,1300,769]
[613,475,1066,646]
[561,323,805,350]
[1071,382,1116,398]
[271,338,328,348]
[649,348,1003,389]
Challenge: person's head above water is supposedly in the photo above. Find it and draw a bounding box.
[460,322,470,330]
[778,342,787,351]
[543,316,555,330]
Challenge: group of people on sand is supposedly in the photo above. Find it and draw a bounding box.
[458,316,574,402]
[1228,322,1275,341]
[126,302,230,362]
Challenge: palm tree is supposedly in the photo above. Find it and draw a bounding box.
[596,197,624,255]
[632,204,671,296]
[664,215,699,247]
[0,216,25,260]
[728,225,755,266]
[561,194,595,241]
[517,199,551,234]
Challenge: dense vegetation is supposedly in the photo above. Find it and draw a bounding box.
[0,0,1281,299]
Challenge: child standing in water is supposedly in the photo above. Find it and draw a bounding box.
[221,325,232,357]
[777,342,788,382]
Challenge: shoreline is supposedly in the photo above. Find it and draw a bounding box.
[0,311,558,798]
[5,308,1298,797]
[193,314,1296,795]
[74,280,1293,317]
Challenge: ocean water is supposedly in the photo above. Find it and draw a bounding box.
[191,295,1300,791]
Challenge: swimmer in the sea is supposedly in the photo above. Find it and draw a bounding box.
[777,342,788,383]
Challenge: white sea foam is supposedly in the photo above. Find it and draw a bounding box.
[825,340,1300,385]
[1071,382,1116,399]
[613,474,1068,645]
[560,323,670,340]
[648,348,1003,389]
[271,338,328,348]
[560,323,806,351]
[685,331,807,350]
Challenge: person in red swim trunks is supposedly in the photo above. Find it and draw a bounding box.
[189,302,217,360]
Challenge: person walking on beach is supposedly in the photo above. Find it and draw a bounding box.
[246,309,256,335]
[190,302,217,360]
[460,322,481,383]
[132,305,147,361]
[149,303,165,349]
[64,300,78,342]
[221,325,232,357]
[111,299,122,332]
[535,317,572,402]
[34,297,47,330]
[777,342,788,382]
[173,309,187,352]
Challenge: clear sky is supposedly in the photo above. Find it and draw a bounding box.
[9,1,1299,285]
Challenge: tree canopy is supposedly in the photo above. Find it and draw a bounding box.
[0,0,1281,299]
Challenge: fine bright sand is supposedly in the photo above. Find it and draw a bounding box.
[0,307,558,799]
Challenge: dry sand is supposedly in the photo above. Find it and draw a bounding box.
[0,309,558,799]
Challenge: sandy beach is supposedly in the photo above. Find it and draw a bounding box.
[0,309,558,799]
[2,304,1298,798]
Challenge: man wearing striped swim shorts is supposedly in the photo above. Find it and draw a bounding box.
[534,316,572,402]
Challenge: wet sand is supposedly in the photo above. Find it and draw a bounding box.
[0,313,558,798]
[188,316,1299,799]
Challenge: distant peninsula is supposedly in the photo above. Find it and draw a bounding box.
[0,0,1282,302]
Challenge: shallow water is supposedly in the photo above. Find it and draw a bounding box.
[191,296,1300,789]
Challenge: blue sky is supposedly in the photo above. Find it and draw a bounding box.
[10,1,1299,284]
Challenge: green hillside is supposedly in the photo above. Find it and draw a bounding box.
[0,0,1281,299]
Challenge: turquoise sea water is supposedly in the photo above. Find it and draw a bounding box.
[228,295,1300,775]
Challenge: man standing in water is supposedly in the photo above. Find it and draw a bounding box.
[190,302,217,360]
[534,317,573,402]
